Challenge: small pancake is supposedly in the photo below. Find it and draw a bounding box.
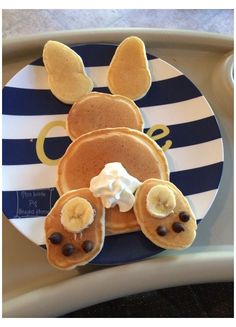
[57,127,169,235]
[43,40,93,104]
[45,189,105,270]
[134,179,197,250]
[107,36,151,100]
[105,206,140,235]
[66,92,144,140]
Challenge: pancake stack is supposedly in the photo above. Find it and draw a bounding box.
[43,37,197,270]
[57,127,169,235]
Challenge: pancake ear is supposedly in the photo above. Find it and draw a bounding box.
[107,36,152,100]
[43,40,93,104]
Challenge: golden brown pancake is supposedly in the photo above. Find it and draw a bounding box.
[107,36,151,100]
[43,40,93,104]
[57,128,169,235]
[45,188,105,270]
[134,179,197,249]
[66,92,144,140]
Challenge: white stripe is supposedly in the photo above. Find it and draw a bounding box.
[2,114,67,139]
[140,96,213,128]
[8,189,217,246]
[6,65,49,89]
[2,164,57,191]
[10,216,46,245]
[3,136,222,191]
[3,96,212,140]
[166,139,224,172]
[187,189,218,220]
[149,58,182,81]
[6,58,182,90]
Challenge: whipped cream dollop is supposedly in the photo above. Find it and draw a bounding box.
[89,162,141,212]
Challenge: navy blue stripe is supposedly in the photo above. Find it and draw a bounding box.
[2,116,221,165]
[2,88,71,115]
[3,162,223,219]
[170,162,223,196]
[31,44,156,67]
[2,188,60,219]
[3,75,201,116]
[135,74,201,107]
[93,74,202,107]
[2,137,71,165]
[144,116,221,149]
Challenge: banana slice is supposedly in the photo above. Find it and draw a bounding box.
[146,185,176,218]
[61,196,94,233]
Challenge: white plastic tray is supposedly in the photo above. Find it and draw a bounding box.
[2,28,234,318]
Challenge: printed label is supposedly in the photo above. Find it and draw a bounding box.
[14,188,58,218]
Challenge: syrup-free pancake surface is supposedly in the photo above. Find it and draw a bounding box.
[134,179,197,249]
[66,92,144,140]
[57,127,169,234]
[45,188,105,270]
[107,36,151,100]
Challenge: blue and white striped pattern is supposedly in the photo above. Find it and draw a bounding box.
[2,44,224,262]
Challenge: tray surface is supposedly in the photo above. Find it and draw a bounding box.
[2,42,224,264]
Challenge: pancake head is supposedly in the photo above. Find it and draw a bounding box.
[66,92,144,140]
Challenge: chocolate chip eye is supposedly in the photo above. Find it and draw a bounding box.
[62,244,75,256]
[172,222,185,233]
[82,240,94,252]
[156,226,167,236]
[48,232,63,244]
[179,211,190,222]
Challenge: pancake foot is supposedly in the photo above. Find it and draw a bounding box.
[134,179,197,250]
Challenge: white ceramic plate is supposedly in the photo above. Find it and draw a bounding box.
[2,43,224,264]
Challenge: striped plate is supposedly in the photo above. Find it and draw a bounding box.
[2,43,224,265]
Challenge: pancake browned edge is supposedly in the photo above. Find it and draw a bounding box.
[66,92,144,140]
[134,179,197,250]
[45,189,105,270]
[43,40,93,104]
[107,36,152,101]
[56,127,170,235]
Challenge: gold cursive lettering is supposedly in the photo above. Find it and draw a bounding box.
[36,121,66,165]
[146,124,172,151]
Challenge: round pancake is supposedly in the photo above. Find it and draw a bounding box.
[57,127,169,234]
[66,92,144,140]
[134,179,197,249]
[45,188,105,270]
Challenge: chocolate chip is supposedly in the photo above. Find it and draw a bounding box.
[82,240,94,252]
[172,222,185,233]
[48,232,63,244]
[179,211,190,222]
[62,244,75,256]
[156,226,167,236]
